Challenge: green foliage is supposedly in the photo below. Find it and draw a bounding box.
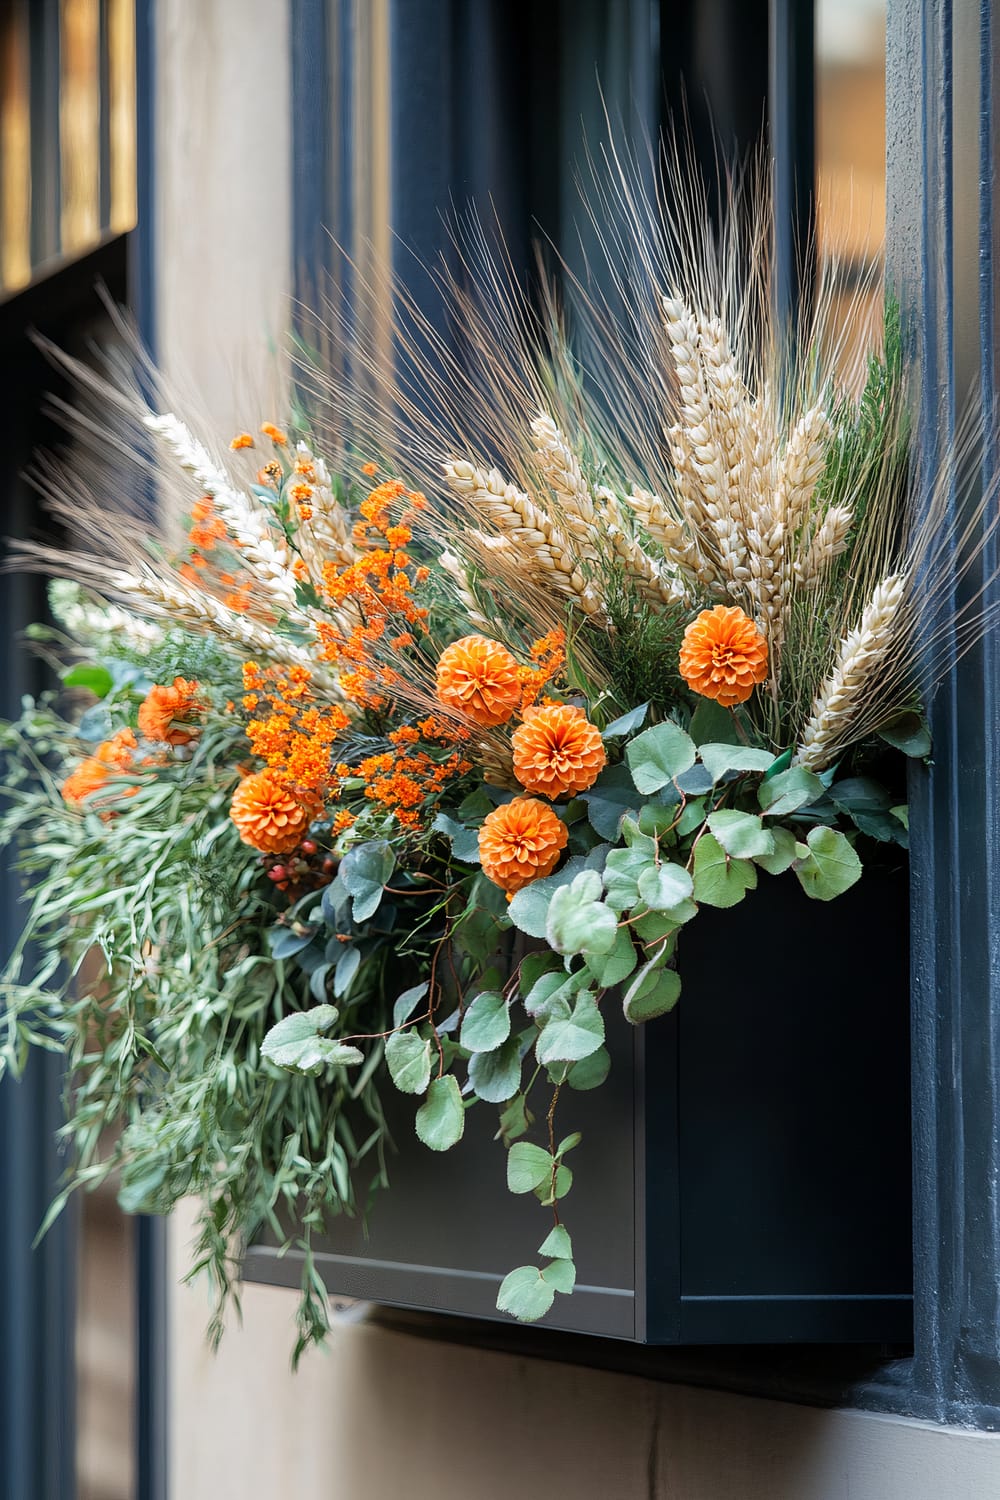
[0,613,906,1349]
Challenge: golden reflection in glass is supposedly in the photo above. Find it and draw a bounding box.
[1,1,32,295]
[815,0,886,386]
[352,0,393,400]
[60,0,101,257]
[108,0,137,233]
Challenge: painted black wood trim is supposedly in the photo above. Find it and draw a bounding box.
[131,3,170,1497]
[769,0,815,333]
[886,0,1000,1430]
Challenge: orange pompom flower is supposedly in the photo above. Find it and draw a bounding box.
[435,635,522,727]
[511,703,606,799]
[478,797,569,895]
[137,677,202,746]
[230,770,313,854]
[678,605,769,708]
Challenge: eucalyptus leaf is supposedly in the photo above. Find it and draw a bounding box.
[626,720,697,793]
[340,840,395,922]
[384,1030,432,1095]
[636,860,695,911]
[566,1046,611,1090]
[623,962,682,1022]
[877,710,932,758]
[538,1224,573,1259]
[758,766,825,817]
[752,824,799,874]
[699,743,775,782]
[707,810,775,859]
[333,944,361,998]
[393,982,429,1028]
[507,1140,554,1193]
[460,991,511,1053]
[468,1037,522,1103]
[261,1006,364,1075]
[432,812,482,864]
[545,873,618,957]
[601,702,649,739]
[793,825,863,901]
[496,1265,556,1322]
[584,924,638,987]
[414,1074,465,1151]
[692,833,758,907]
[535,990,605,1064]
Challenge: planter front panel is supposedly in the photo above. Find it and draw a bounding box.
[246,868,912,1345]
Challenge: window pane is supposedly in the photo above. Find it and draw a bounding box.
[815,0,886,382]
[0,1,32,294]
[60,0,101,257]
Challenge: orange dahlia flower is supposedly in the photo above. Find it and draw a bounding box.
[137,678,202,746]
[511,703,606,799]
[435,635,521,726]
[678,605,768,708]
[478,797,568,895]
[230,770,313,854]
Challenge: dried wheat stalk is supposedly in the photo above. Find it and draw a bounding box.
[795,573,905,770]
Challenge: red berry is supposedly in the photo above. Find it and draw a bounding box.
[300,839,317,856]
[268,864,287,882]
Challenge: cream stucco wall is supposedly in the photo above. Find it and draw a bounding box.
[157,7,1000,1498]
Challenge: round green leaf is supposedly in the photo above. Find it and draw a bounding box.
[545,874,618,956]
[262,1006,364,1074]
[706,809,775,859]
[384,1030,432,1095]
[496,1265,556,1322]
[636,860,695,911]
[507,1140,554,1193]
[793,825,863,901]
[468,1037,522,1103]
[623,964,682,1022]
[414,1074,465,1150]
[460,990,511,1052]
[752,824,798,874]
[626,721,697,794]
[692,833,758,907]
[699,743,775,782]
[758,766,825,817]
[535,991,605,1064]
[567,1046,611,1090]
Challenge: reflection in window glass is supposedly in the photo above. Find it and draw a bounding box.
[0,2,32,294]
[815,0,886,382]
[60,0,101,256]
[108,0,137,234]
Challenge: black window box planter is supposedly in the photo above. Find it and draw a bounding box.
[244,866,912,1346]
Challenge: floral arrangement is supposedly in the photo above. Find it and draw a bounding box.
[1,147,990,1354]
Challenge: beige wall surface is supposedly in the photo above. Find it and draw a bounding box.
[170,1267,1000,1500]
[157,6,1000,1499]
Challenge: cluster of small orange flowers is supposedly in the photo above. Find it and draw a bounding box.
[316,479,430,710]
[61,727,139,809]
[241,662,349,801]
[257,460,284,489]
[517,628,567,711]
[361,461,379,477]
[478,797,569,895]
[287,479,314,520]
[230,432,254,450]
[351,729,473,832]
[188,496,227,554]
[260,422,287,445]
[137,677,203,746]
